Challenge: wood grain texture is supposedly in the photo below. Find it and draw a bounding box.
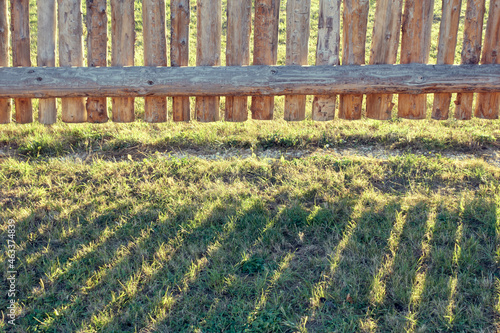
[111,0,135,122]
[1,64,499,98]
[0,0,10,123]
[143,0,167,123]
[251,0,280,120]
[285,0,311,121]
[398,0,434,119]
[58,0,86,123]
[432,0,462,120]
[11,0,32,123]
[366,0,403,120]
[86,0,108,123]
[38,0,57,124]
[339,0,369,120]
[225,0,251,122]
[312,0,341,121]
[475,0,500,119]
[196,0,221,122]
[171,0,190,122]
[455,0,486,119]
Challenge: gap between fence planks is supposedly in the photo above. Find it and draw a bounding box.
[111,0,135,122]
[398,0,434,119]
[366,0,403,120]
[86,0,108,123]
[0,0,10,123]
[475,0,500,119]
[11,0,32,123]
[285,0,311,121]
[339,0,369,120]
[312,0,341,121]
[252,0,280,120]
[143,0,167,123]
[171,0,190,122]
[432,0,462,120]
[196,0,222,122]
[455,0,485,120]
[226,0,252,122]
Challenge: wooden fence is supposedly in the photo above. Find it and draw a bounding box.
[0,0,499,124]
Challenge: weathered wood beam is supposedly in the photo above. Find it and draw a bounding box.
[0,65,498,98]
[0,0,11,123]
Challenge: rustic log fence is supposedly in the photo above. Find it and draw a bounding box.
[0,0,499,125]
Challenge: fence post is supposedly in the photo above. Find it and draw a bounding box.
[398,0,434,119]
[225,0,251,122]
[111,0,135,122]
[58,0,86,123]
[285,0,311,121]
[312,0,340,121]
[171,0,190,122]
[196,0,221,122]
[38,0,57,124]
[0,0,10,123]
[339,0,369,120]
[86,0,108,123]
[143,0,167,122]
[432,0,462,120]
[455,0,485,120]
[366,0,404,120]
[11,0,32,123]
[475,0,499,119]
[251,0,280,120]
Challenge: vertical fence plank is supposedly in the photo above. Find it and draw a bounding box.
[143,0,167,122]
[398,0,434,119]
[38,0,57,124]
[0,0,10,123]
[171,0,190,122]
[432,0,462,120]
[312,0,341,121]
[58,0,86,122]
[86,0,108,123]
[225,0,251,122]
[11,0,32,123]
[366,0,404,120]
[475,0,500,119]
[251,0,280,120]
[455,0,485,120]
[111,0,135,122]
[339,0,369,120]
[285,0,311,121]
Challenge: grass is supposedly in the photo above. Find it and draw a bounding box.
[1,0,499,332]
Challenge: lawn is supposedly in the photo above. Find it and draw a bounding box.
[1,0,499,332]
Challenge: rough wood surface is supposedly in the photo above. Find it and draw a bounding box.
[38,0,57,124]
[225,0,251,122]
[251,0,280,120]
[398,0,434,119]
[285,0,311,121]
[475,0,500,119]
[196,0,221,122]
[312,0,341,121]
[171,0,190,122]
[455,0,486,119]
[111,0,135,122]
[11,0,32,123]
[58,0,86,123]
[0,0,10,123]
[339,0,369,120]
[432,0,462,120]
[86,0,108,123]
[143,0,167,123]
[1,64,499,98]
[366,0,404,120]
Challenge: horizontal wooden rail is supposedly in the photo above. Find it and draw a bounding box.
[0,64,499,98]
